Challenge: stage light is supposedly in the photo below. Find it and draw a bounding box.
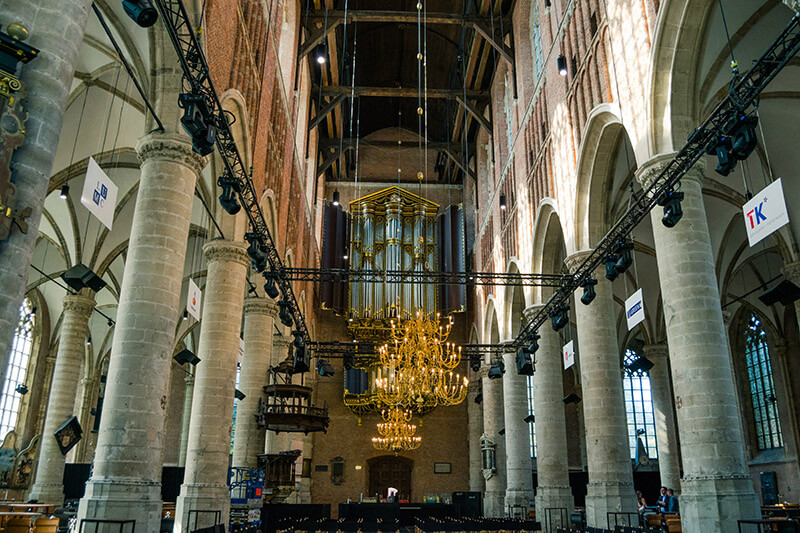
[59,184,69,199]
[218,175,241,215]
[86,336,92,346]
[122,0,158,28]
[614,242,634,274]
[707,135,736,176]
[293,331,305,350]
[550,304,570,331]
[15,384,28,395]
[179,92,216,156]
[246,234,268,272]
[488,360,505,379]
[174,348,200,366]
[263,274,280,299]
[557,54,568,76]
[516,345,534,376]
[499,194,507,210]
[278,301,293,328]
[316,44,327,65]
[605,251,620,281]
[316,359,334,377]
[580,278,598,305]
[293,344,310,373]
[469,356,481,372]
[332,190,340,206]
[730,114,758,160]
[182,310,188,321]
[658,190,684,228]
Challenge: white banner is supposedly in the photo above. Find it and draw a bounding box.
[563,340,575,370]
[187,278,202,321]
[625,288,645,331]
[80,156,118,230]
[743,178,790,247]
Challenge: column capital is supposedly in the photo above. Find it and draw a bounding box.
[203,239,249,267]
[782,261,800,285]
[523,304,545,325]
[643,343,669,360]
[564,249,593,274]
[63,294,96,319]
[136,132,207,176]
[476,367,490,380]
[243,297,279,317]
[635,152,705,189]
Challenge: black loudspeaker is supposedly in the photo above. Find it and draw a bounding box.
[761,471,778,505]
[61,263,107,292]
[452,491,482,519]
[759,280,800,307]
[54,416,82,455]
[563,393,581,405]
[174,349,201,366]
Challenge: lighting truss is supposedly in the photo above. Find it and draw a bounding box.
[512,12,800,351]
[152,0,308,340]
[308,341,506,360]
[282,268,569,287]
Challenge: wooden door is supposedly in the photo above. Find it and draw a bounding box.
[368,456,413,501]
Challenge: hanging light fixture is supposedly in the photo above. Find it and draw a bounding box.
[332,190,340,206]
[550,304,570,331]
[557,54,568,76]
[499,194,507,210]
[316,43,327,65]
[121,0,158,28]
[580,277,598,305]
[59,184,69,199]
[263,272,280,299]
[658,189,684,228]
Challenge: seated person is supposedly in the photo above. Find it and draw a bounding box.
[636,491,647,512]
[666,489,679,514]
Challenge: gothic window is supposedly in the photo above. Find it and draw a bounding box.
[0,299,34,440]
[623,349,658,460]
[526,376,537,458]
[745,315,783,451]
[530,2,544,79]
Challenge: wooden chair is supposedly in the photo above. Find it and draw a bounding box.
[31,516,58,533]
[645,514,662,528]
[665,517,682,533]
[5,515,33,533]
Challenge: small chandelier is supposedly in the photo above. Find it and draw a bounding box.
[371,407,422,453]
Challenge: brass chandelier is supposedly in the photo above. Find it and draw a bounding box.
[371,407,422,453]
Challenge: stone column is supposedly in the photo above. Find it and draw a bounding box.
[566,250,637,528]
[643,344,681,492]
[71,375,98,463]
[265,336,292,454]
[481,365,506,517]
[502,344,534,517]
[178,375,194,468]
[636,156,759,533]
[0,0,93,385]
[468,379,484,493]
[29,293,95,504]
[78,134,205,531]
[232,297,278,467]
[527,305,573,530]
[782,262,800,337]
[175,239,249,532]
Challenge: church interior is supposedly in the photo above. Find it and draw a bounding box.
[1,0,800,532]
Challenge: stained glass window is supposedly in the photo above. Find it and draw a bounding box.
[745,315,783,451]
[623,349,658,460]
[0,299,34,441]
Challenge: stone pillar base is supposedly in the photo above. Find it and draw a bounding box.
[535,485,574,532]
[484,489,505,518]
[680,475,760,533]
[27,482,65,507]
[297,477,312,504]
[505,488,533,517]
[78,479,162,532]
[174,483,230,532]
[585,481,638,529]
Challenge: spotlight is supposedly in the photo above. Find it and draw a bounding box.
[626,355,654,374]
[605,251,620,282]
[515,346,534,376]
[658,190,684,228]
[15,384,28,395]
[121,0,158,28]
[469,356,481,372]
[246,234,268,272]
[179,92,216,156]
[557,54,568,76]
[580,278,598,305]
[730,114,758,160]
[263,273,280,299]
[550,304,569,331]
[59,184,69,199]
[332,190,340,206]
[218,175,241,215]
[499,194,507,210]
[174,348,201,366]
[278,301,293,328]
[488,360,505,379]
[607,241,634,281]
[182,310,188,321]
[528,331,541,355]
[316,44,328,65]
[234,389,246,401]
[524,414,535,423]
[706,134,735,176]
[85,336,92,346]
[316,359,334,377]
[293,344,310,373]
[563,393,581,404]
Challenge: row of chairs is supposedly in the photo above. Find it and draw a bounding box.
[275,516,540,533]
[556,527,662,533]
[1,516,59,533]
